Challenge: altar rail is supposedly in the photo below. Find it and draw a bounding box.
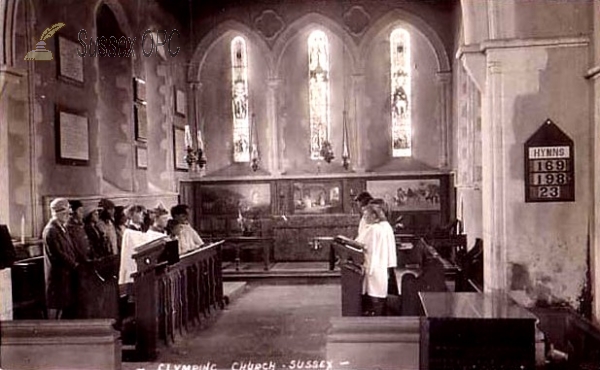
[131,239,224,360]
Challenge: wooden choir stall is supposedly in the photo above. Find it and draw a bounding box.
[332,236,365,316]
[125,238,225,360]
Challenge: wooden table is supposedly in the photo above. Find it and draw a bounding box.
[312,236,337,271]
[214,237,273,271]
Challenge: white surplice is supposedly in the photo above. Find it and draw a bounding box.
[356,221,397,298]
[118,229,166,284]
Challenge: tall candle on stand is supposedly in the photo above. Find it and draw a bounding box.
[197,129,204,151]
[20,215,25,244]
[184,125,192,148]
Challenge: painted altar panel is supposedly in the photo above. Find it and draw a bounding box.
[366,179,441,211]
[199,182,272,216]
[292,180,343,214]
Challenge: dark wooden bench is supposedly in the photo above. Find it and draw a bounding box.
[393,238,451,316]
[455,237,483,292]
[129,239,225,360]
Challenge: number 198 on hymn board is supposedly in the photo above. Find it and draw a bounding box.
[527,146,573,201]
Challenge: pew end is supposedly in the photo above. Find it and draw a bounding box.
[0,319,121,370]
[327,316,421,370]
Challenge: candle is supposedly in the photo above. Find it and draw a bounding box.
[184,125,192,148]
[197,129,204,151]
[20,215,25,244]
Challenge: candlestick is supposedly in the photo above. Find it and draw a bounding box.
[184,125,192,148]
[20,215,25,244]
[197,128,204,151]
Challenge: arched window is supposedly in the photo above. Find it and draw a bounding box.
[308,30,330,160]
[231,36,250,162]
[390,28,411,157]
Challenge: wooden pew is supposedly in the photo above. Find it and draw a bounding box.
[395,238,449,316]
[130,239,224,360]
[78,255,120,319]
[0,319,120,370]
[327,317,421,370]
[333,236,365,317]
[455,238,483,292]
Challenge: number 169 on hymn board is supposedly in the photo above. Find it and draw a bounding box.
[526,146,574,202]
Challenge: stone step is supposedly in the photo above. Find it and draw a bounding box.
[223,281,247,304]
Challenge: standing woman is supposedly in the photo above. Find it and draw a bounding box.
[97,199,119,255]
[356,203,397,316]
[84,206,111,259]
[125,205,146,232]
[113,205,128,249]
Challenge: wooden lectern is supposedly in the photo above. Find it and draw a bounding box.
[333,236,364,316]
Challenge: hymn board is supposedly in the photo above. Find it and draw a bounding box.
[524,119,574,202]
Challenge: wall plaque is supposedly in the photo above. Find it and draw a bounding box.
[524,119,574,202]
[57,35,84,84]
[55,107,90,166]
[173,126,187,171]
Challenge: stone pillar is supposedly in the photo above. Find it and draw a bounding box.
[351,73,366,172]
[480,58,506,293]
[267,78,281,174]
[590,0,600,325]
[436,71,452,170]
[0,65,25,225]
[481,45,551,294]
[591,66,600,325]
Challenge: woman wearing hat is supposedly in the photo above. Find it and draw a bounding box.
[97,198,118,255]
[149,207,170,234]
[84,205,111,259]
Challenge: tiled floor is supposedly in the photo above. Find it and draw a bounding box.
[123,283,341,370]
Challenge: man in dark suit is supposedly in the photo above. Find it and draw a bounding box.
[43,198,86,319]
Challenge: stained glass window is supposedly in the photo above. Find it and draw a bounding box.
[390,28,411,157]
[231,36,250,162]
[308,30,330,160]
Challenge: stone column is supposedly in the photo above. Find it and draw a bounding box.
[267,78,281,174]
[436,71,452,170]
[351,73,366,172]
[480,58,506,293]
[481,45,552,294]
[0,65,25,225]
[591,68,600,325]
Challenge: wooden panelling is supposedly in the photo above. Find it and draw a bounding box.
[180,173,452,262]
